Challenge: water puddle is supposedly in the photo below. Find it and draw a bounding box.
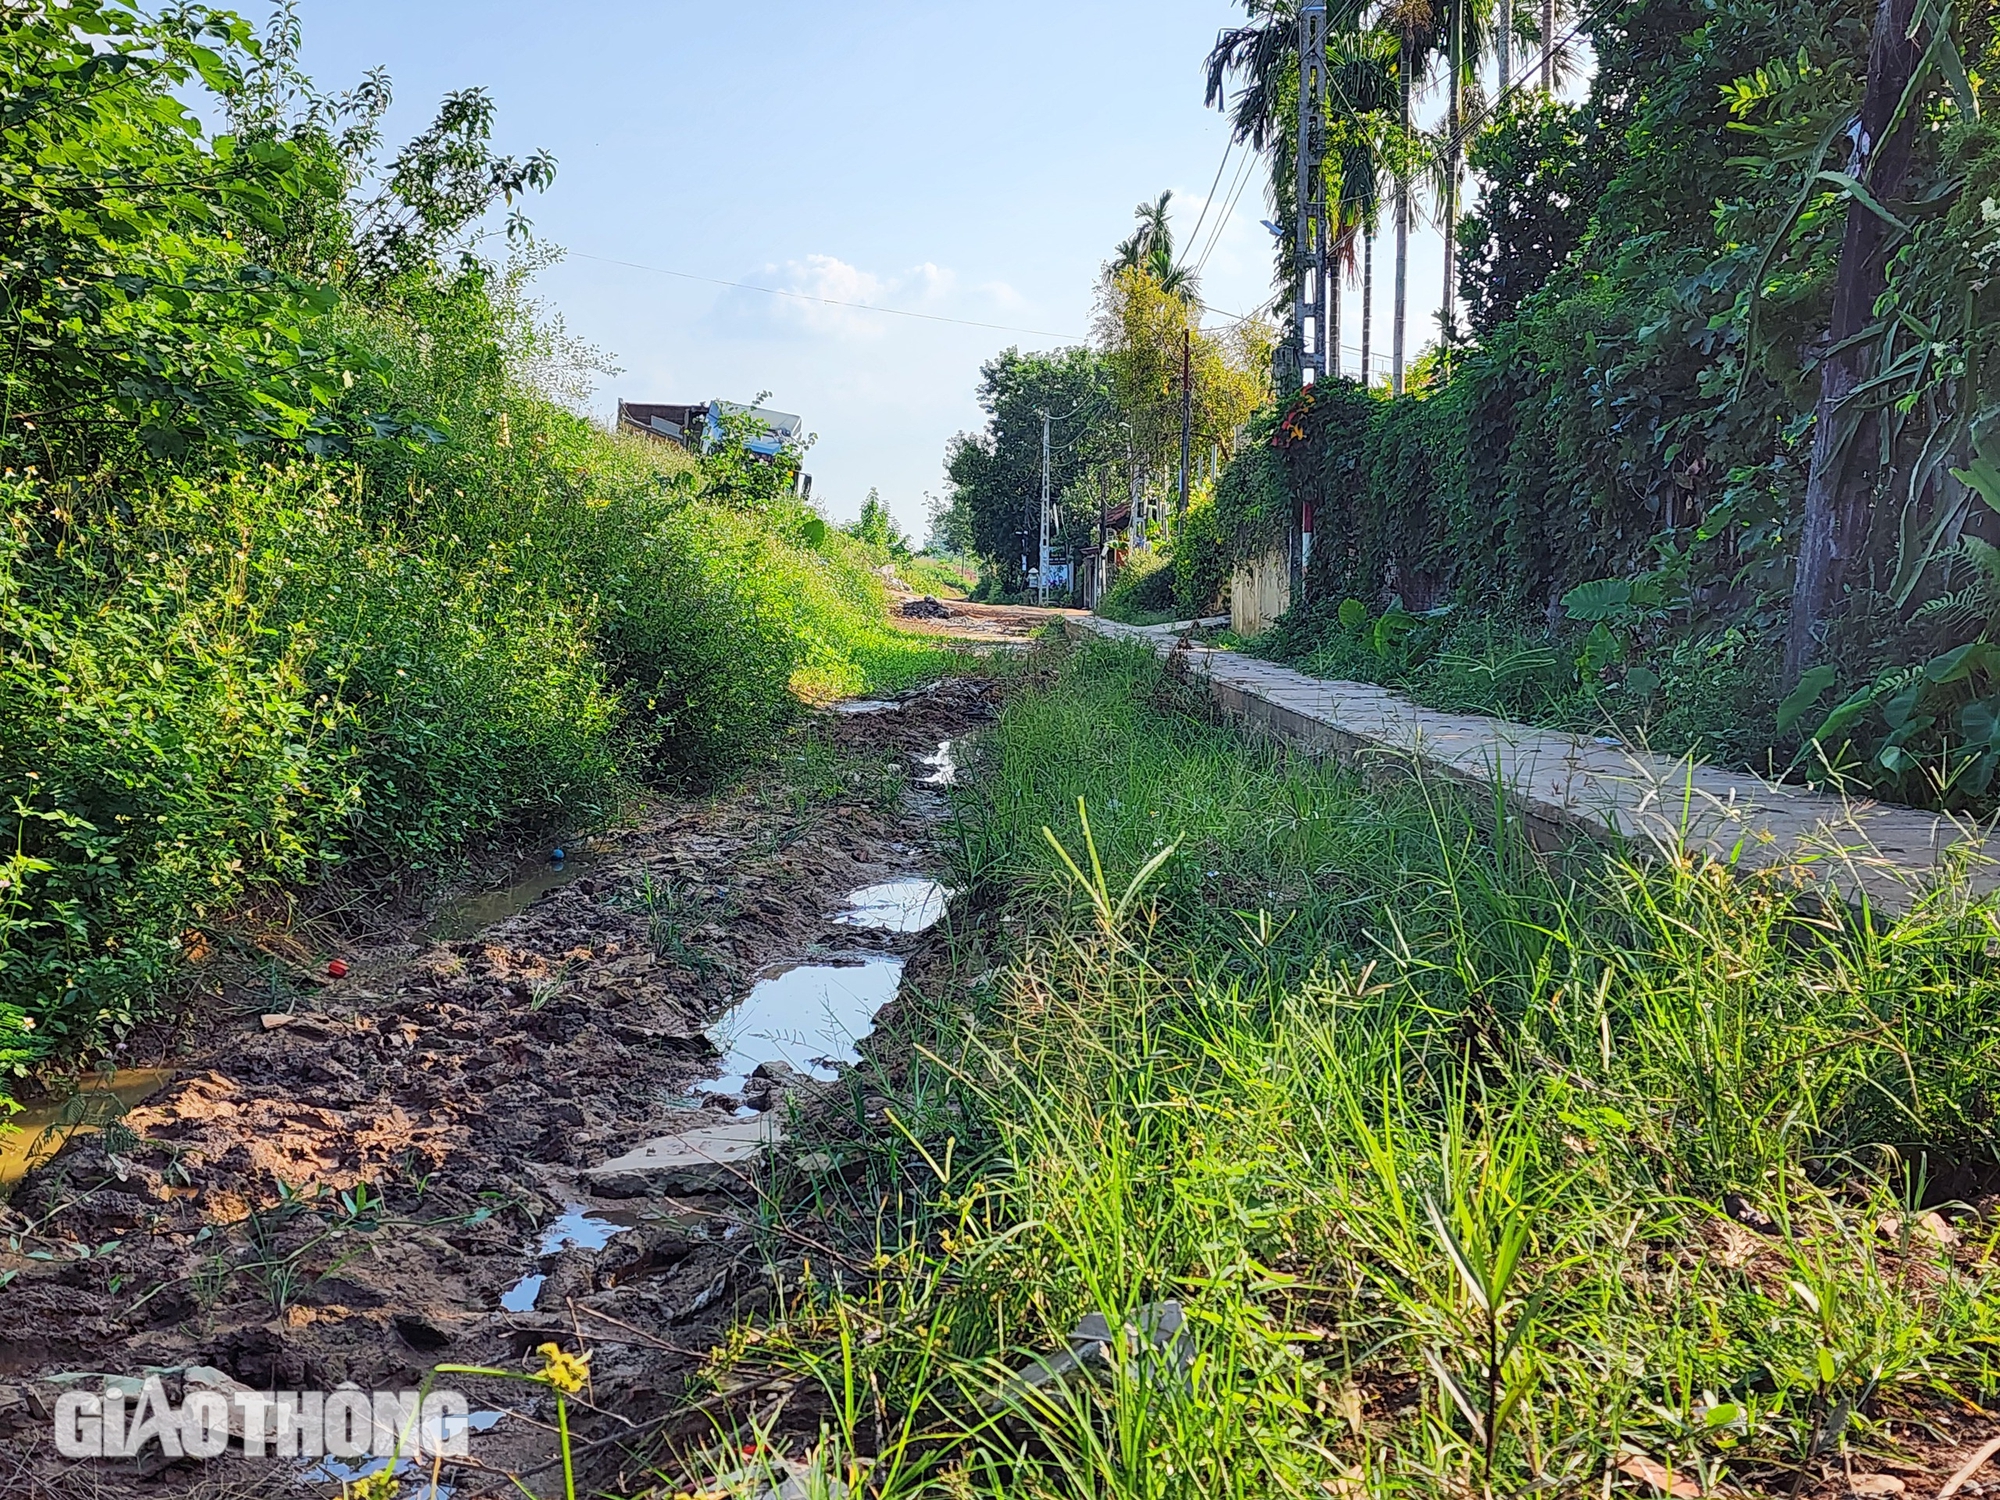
[499,1273,544,1313]
[832,699,899,715]
[699,958,904,1100]
[917,739,957,786]
[537,1204,636,1255]
[1,1069,175,1193]
[499,1204,640,1311]
[836,880,950,934]
[428,848,603,942]
[303,1409,501,1493]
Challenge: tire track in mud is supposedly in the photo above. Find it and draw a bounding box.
[0,673,1001,1499]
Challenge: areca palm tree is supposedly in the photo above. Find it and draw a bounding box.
[1205,1,1388,380]
[1326,31,1400,380]
[1206,7,1366,324]
[1113,190,1201,303]
[1376,0,1439,393]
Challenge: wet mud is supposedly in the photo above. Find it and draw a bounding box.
[0,673,1003,1499]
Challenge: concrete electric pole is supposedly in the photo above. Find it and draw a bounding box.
[1038,408,1051,604]
[1177,327,1193,526]
[1292,0,1329,384]
[1125,423,1142,555]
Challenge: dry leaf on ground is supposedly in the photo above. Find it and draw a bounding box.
[1618,1454,1703,1498]
[1849,1476,1906,1496]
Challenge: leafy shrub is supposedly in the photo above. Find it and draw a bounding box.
[1171,487,1230,618]
[1099,549,1177,624]
[0,7,962,1097]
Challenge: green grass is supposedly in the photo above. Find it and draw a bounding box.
[682,636,2000,1500]
[898,554,979,601]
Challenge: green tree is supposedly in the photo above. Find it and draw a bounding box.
[1112,191,1201,304]
[0,0,340,472]
[944,347,1113,593]
[845,488,909,556]
[1455,96,1597,334]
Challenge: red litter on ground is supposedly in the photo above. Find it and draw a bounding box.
[326,959,349,978]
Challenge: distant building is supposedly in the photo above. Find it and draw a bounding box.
[617,400,707,445]
[617,398,811,497]
[618,399,804,459]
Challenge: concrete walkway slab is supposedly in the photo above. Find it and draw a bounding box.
[1070,617,2000,917]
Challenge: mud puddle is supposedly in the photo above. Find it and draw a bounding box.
[0,670,1002,1498]
[426,847,606,943]
[0,1068,176,1192]
[917,738,957,786]
[696,957,904,1103]
[498,1204,648,1311]
[835,878,951,933]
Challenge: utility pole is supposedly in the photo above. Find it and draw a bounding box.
[1126,425,1143,554]
[1442,0,1463,365]
[1177,327,1192,526]
[1362,229,1374,390]
[1498,0,1511,100]
[1542,0,1555,92]
[1096,464,1108,611]
[1292,0,1329,384]
[1037,408,1051,605]
[1393,33,1410,396]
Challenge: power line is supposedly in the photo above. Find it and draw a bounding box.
[1191,142,1260,280]
[568,251,1088,342]
[1174,134,1239,275]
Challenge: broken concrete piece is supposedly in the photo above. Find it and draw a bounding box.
[986,1299,1192,1413]
[585,1116,781,1193]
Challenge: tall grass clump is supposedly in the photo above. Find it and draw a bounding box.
[699,637,2000,1499]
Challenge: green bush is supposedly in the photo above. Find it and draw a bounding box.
[1170,487,1230,618]
[0,323,952,1086]
[0,6,963,1095]
[1099,548,1177,624]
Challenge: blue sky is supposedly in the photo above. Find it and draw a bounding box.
[289,1,1458,538]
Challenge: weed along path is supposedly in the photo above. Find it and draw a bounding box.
[1073,616,2000,916]
[8,628,1997,1500]
[0,670,1001,1498]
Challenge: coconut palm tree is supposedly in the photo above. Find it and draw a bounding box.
[1376,0,1440,393]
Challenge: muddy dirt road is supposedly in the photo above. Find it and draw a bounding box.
[0,666,1015,1499]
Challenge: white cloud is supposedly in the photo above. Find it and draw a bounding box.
[707,254,1042,346]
